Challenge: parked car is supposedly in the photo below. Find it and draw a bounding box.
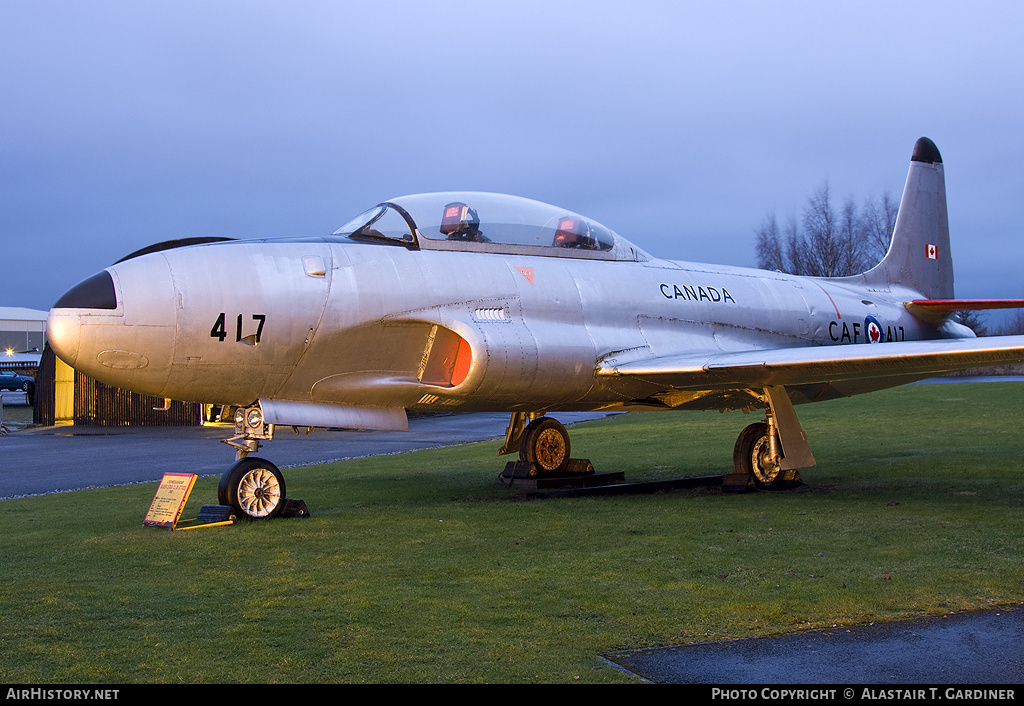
[0,371,34,391]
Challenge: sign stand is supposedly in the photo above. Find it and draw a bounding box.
[143,473,234,531]
[173,505,234,531]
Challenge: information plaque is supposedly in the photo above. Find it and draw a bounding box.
[143,473,197,529]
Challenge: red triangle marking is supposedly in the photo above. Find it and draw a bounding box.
[515,266,534,285]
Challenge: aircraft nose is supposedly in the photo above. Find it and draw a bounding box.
[47,270,118,367]
[47,259,176,396]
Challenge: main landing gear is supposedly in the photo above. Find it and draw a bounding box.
[724,386,815,492]
[500,390,814,493]
[499,412,593,478]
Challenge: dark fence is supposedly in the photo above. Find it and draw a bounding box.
[34,345,200,426]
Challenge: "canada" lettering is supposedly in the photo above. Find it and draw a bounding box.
[659,283,736,304]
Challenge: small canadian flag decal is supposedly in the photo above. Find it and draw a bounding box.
[925,243,939,260]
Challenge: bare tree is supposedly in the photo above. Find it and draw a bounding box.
[992,310,1024,336]
[860,190,898,264]
[839,195,870,276]
[784,216,805,275]
[755,184,898,277]
[954,310,988,337]
[801,183,840,276]
[754,213,785,272]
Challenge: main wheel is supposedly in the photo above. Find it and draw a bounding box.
[519,417,571,473]
[733,422,782,489]
[218,457,286,520]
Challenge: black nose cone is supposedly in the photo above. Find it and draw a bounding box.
[52,271,117,310]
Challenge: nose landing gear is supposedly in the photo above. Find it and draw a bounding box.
[217,403,305,520]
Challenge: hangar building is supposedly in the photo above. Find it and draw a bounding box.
[0,307,46,372]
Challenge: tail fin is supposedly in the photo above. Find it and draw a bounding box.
[861,137,953,299]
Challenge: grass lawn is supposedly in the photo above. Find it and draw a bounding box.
[0,382,1021,683]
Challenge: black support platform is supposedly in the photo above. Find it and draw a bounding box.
[500,457,727,497]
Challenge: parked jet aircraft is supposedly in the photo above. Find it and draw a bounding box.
[47,137,1024,519]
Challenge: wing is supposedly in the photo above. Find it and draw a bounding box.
[597,335,1024,392]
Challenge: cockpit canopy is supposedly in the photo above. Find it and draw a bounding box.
[333,192,648,261]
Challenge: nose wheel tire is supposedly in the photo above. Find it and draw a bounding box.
[218,457,286,520]
[733,422,782,489]
[519,416,571,473]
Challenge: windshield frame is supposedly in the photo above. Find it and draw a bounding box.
[333,204,418,248]
[333,192,649,262]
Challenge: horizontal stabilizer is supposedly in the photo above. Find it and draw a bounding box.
[597,335,1024,391]
[905,299,1024,324]
[910,299,1024,311]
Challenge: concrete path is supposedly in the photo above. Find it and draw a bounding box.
[605,606,1024,684]
[0,411,603,498]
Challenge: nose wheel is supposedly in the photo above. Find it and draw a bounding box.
[218,457,286,520]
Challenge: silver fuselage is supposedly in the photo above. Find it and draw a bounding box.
[47,237,953,416]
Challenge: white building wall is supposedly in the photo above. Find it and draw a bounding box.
[0,307,48,354]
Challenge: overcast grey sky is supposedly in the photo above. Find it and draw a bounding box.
[2,1,1022,316]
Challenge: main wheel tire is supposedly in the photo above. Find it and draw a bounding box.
[218,457,286,520]
[519,417,571,473]
[733,422,782,489]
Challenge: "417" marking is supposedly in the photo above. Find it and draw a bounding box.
[211,313,266,343]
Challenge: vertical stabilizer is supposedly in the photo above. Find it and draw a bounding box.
[861,137,953,299]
